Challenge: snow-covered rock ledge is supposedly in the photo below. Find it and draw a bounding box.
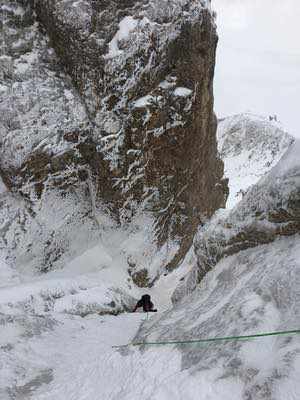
[0,277,136,318]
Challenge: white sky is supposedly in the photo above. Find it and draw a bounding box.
[212,0,300,138]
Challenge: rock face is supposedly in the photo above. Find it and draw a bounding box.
[218,113,294,209]
[0,0,227,275]
[0,0,99,274]
[173,140,300,303]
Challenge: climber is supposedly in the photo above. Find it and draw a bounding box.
[133,294,157,313]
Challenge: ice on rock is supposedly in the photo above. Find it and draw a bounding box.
[105,16,139,59]
[133,94,162,108]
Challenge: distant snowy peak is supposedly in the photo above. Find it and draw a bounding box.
[218,113,293,157]
[217,113,294,208]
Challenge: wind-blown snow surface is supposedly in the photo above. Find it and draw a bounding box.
[218,113,294,208]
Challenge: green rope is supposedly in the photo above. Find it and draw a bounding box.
[112,329,300,349]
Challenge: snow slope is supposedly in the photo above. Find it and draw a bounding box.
[0,237,191,399]
[1,236,299,400]
[1,140,299,399]
[218,113,294,208]
[136,235,300,400]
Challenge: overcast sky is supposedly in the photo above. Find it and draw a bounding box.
[212,0,300,138]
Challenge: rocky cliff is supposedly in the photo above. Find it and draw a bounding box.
[0,0,227,279]
[173,140,300,303]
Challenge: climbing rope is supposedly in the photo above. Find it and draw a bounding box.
[112,329,300,349]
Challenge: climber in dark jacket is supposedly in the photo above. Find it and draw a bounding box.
[133,294,157,313]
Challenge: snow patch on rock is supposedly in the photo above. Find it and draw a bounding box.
[105,16,139,59]
[173,87,193,97]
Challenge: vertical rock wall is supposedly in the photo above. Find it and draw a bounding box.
[0,0,227,276]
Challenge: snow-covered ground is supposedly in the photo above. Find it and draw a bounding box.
[0,257,19,288]
[1,235,299,400]
[0,238,192,399]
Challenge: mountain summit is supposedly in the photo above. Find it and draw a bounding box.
[218,113,294,208]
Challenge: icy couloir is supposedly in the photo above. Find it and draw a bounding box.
[0,141,299,400]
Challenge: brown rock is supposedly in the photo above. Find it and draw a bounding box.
[2,1,228,274]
